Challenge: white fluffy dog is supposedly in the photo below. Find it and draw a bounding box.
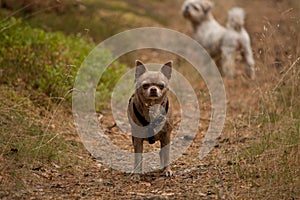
[182,0,255,79]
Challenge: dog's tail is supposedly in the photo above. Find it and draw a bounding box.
[226,7,245,32]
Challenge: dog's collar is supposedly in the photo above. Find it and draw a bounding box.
[133,100,169,144]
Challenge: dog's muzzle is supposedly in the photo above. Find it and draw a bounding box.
[149,87,158,97]
[148,86,161,98]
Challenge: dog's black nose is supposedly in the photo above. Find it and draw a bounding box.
[149,87,158,97]
[183,6,190,17]
[150,88,157,93]
[184,6,189,13]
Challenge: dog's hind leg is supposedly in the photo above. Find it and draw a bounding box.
[241,31,255,79]
[242,42,255,79]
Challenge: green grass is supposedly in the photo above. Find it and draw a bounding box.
[0,17,127,105]
[0,17,93,97]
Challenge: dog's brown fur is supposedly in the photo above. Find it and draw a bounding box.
[128,60,173,180]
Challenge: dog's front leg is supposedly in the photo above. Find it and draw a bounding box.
[160,135,173,177]
[132,136,143,180]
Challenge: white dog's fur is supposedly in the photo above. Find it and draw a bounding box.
[182,0,255,79]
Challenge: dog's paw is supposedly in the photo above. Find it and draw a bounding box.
[131,174,141,181]
[249,71,255,80]
[163,167,173,177]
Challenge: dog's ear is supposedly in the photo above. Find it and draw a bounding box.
[135,60,147,81]
[200,0,213,14]
[161,61,172,80]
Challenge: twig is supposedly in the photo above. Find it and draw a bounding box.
[273,57,300,92]
[0,1,35,23]
[33,88,74,150]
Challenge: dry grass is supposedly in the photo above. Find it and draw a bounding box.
[227,6,300,197]
[0,86,91,196]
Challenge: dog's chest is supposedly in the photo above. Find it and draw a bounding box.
[129,97,172,143]
[194,20,226,54]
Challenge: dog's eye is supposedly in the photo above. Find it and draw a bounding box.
[192,5,200,11]
[157,84,165,90]
[142,83,150,89]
